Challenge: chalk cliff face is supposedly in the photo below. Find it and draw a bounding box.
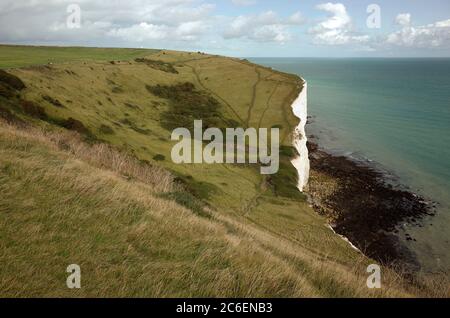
[290,81,310,192]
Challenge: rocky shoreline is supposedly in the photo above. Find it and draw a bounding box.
[305,137,437,271]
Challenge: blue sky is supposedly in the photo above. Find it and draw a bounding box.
[0,0,449,57]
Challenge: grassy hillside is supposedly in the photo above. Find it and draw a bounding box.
[0,45,158,69]
[0,45,446,297]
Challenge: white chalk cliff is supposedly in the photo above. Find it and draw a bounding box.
[290,80,310,192]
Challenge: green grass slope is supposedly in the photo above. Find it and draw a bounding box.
[0,45,446,297]
[0,45,158,69]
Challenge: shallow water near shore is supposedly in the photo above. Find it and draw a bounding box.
[250,57,450,272]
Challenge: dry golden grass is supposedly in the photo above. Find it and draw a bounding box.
[2,123,176,193]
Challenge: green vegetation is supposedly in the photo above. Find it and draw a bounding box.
[0,69,26,89]
[153,154,165,161]
[147,82,231,132]
[42,95,64,108]
[161,191,211,219]
[135,58,179,74]
[0,45,159,69]
[99,124,114,135]
[0,45,447,297]
[20,100,48,120]
[269,158,307,201]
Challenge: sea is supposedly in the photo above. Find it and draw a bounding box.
[250,57,450,272]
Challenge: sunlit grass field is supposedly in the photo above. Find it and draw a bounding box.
[0,44,158,69]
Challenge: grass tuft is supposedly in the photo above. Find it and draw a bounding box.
[153,154,165,161]
[0,69,26,90]
[20,100,48,120]
[42,95,64,108]
[99,124,114,135]
[135,58,178,74]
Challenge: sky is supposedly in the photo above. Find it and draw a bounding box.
[0,0,449,57]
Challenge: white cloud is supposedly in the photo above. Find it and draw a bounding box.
[310,2,369,45]
[224,11,304,43]
[231,0,257,6]
[288,12,305,25]
[108,19,209,42]
[107,23,169,42]
[395,13,411,27]
[386,16,450,48]
[0,0,215,44]
[0,0,301,46]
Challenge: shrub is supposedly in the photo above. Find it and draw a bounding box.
[60,117,90,135]
[153,154,165,161]
[0,70,25,91]
[99,124,114,135]
[146,82,228,133]
[0,83,14,98]
[112,86,123,94]
[0,104,24,125]
[124,102,140,110]
[119,118,151,135]
[268,159,306,201]
[42,95,64,108]
[20,100,47,120]
[161,192,211,218]
[135,58,178,74]
[120,118,132,125]
[173,173,219,201]
[130,125,151,135]
[279,145,298,158]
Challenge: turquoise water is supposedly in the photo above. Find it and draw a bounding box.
[251,58,450,271]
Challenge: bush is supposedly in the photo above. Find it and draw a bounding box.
[99,124,114,135]
[161,192,211,218]
[268,159,307,201]
[0,83,14,98]
[120,118,132,125]
[135,58,178,74]
[119,118,151,135]
[153,154,165,161]
[124,102,140,110]
[0,104,24,125]
[61,117,90,135]
[279,145,298,158]
[42,95,64,108]
[173,173,219,201]
[112,86,123,94]
[20,100,47,120]
[0,70,25,91]
[146,82,228,133]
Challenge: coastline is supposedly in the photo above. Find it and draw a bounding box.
[305,136,436,271]
[285,75,442,273]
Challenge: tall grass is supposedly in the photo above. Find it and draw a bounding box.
[0,119,448,297]
[1,121,176,193]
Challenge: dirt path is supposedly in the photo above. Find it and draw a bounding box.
[257,83,279,130]
[183,62,246,126]
[244,67,262,128]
